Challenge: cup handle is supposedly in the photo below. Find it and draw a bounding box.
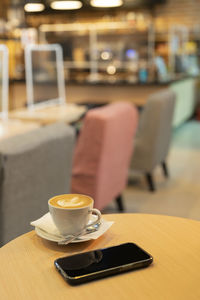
[87,208,101,227]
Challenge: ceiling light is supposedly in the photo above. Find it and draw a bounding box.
[24,3,45,12]
[50,1,82,10]
[101,51,112,60]
[90,0,123,8]
[107,65,116,75]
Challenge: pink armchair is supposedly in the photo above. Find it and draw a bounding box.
[71,102,138,211]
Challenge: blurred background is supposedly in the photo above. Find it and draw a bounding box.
[0,0,200,221]
[0,0,200,85]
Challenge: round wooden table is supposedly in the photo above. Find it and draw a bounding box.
[1,213,200,300]
[9,103,87,125]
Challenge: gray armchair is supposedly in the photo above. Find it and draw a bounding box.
[0,122,75,246]
[129,89,176,191]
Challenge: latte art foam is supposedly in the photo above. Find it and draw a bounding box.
[49,194,92,209]
[57,197,84,208]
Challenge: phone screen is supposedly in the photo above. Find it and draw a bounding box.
[55,243,153,280]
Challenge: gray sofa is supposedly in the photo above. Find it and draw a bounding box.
[0,122,75,246]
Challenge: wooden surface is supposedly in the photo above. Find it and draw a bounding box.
[9,103,86,125]
[0,119,40,140]
[0,213,200,300]
[9,81,165,109]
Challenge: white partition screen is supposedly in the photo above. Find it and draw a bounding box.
[0,45,9,119]
[25,44,66,110]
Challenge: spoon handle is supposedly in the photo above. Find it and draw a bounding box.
[58,228,97,245]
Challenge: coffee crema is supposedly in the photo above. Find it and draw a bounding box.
[49,194,92,209]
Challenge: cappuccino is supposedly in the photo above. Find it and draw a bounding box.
[48,194,101,236]
[49,194,92,209]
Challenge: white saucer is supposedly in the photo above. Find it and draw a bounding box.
[35,214,100,244]
[35,227,95,243]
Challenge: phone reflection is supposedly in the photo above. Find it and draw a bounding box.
[63,250,103,270]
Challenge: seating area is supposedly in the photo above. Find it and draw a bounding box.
[0,92,179,244]
[0,63,198,245]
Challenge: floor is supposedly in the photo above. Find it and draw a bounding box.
[103,120,200,221]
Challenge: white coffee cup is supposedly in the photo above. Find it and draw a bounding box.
[48,194,101,236]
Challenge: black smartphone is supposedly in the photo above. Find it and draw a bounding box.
[54,242,153,285]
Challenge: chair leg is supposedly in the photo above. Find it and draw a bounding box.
[162,161,169,178]
[145,173,156,192]
[116,194,124,212]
